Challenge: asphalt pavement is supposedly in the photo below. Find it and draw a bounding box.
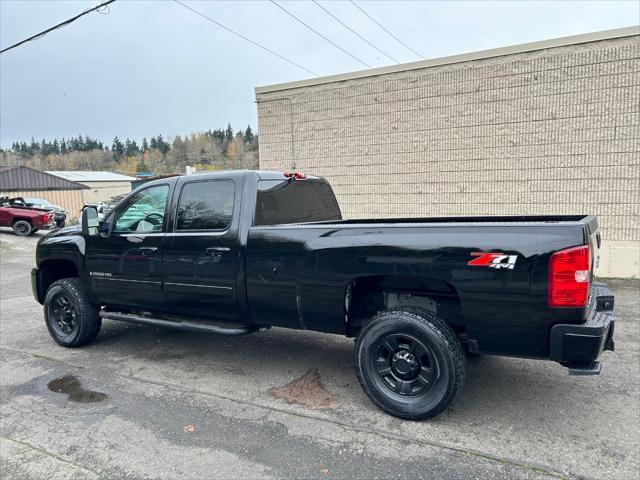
[1,229,638,479]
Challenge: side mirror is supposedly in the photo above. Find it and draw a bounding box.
[81,206,100,237]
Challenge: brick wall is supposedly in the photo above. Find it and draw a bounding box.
[256,32,639,277]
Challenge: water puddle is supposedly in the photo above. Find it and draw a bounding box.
[47,375,107,403]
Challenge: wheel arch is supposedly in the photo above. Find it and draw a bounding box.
[344,275,465,338]
[35,258,80,304]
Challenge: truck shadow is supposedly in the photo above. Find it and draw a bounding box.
[95,320,605,428]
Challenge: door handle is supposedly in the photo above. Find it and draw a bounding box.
[206,246,230,258]
[139,246,158,255]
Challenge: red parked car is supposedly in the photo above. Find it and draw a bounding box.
[0,196,55,236]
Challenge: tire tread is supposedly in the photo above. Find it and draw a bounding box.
[45,278,101,347]
[355,307,465,420]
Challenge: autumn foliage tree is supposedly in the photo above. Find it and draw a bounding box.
[1,125,259,175]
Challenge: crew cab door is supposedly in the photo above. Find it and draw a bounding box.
[162,178,240,320]
[85,184,170,311]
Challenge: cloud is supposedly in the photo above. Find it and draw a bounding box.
[1,0,637,147]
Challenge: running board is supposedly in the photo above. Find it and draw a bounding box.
[99,310,259,336]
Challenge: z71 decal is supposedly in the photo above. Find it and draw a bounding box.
[468,252,518,270]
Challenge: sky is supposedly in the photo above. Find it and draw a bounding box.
[0,0,638,148]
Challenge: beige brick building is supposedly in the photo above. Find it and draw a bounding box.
[255,28,639,278]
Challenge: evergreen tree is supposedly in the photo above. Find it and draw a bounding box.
[142,137,149,152]
[112,136,124,161]
[156,134,170,154]
[244,125,254,142]
[41,140,51,156]
[30,137,40,155]
[225,123,233,140]
[124,138,139,157]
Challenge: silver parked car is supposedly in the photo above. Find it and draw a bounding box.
[22,198,67,227]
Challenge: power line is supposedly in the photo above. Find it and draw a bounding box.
[173,0,317,77]
[270,0,371,69]
[0,0,117,55]
[350,0,424,60]
[312,0,398,64]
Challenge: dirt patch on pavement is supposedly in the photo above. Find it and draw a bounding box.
[271,369,337,410]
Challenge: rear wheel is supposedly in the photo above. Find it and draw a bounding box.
[12,220,32,236]
[44,278,101,347]
[355,309,465,420]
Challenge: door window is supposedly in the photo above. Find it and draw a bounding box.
[113,185,169,233]
[176,180,235,231]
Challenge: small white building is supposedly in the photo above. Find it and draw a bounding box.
[47,171,136,204]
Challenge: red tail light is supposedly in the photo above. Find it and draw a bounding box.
[42,213,51,222]
[548,245,591,307]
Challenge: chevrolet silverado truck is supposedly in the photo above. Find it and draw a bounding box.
[31,170,615,419]
[0,197,55,236]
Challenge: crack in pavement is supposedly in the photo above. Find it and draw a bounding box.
[1,436,101,478]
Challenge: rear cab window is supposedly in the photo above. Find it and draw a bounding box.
[254,178,341,226]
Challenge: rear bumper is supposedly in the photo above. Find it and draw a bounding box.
[549,282,615,373]
[37,219,57,230]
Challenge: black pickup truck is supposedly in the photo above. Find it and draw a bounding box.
[32,170,615,419]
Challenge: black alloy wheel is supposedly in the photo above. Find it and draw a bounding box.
[355,308,465,420]
[48,292,78,338]
[372,333,437,397]
[44,278,101,347]
[12,220,32,236]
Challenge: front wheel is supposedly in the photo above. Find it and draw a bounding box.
[44,278,101,347]
[355,309,465,420]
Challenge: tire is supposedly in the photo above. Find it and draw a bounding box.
[355,308,465,420]
[56,220,65,228]
[44,278,101,347]
[12,219,32,236]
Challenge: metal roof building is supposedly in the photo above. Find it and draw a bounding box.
[0,166,87,192]
[46,171,137,182]
[47,171,136,205]
[0,166,88,219]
